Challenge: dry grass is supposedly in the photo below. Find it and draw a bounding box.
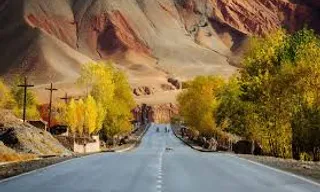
[0,153,37,163]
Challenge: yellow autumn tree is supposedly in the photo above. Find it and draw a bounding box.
[9,77,40,120]
[78,61,136,139]
[66,99,77,135]
[0,79,14,109]
[55,102,68,124]
[178,76,225,136]
[76,99,84,136]
[77,61,115,108]
[103,70,135,138]
[96,102,106,133]
[84,95,98,135]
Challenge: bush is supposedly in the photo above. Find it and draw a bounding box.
[300,152,312,161]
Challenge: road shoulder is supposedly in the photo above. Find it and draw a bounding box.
[171,124,217,152]
[236,154,320,184]
[171,124,320,184]
[0,124,151,181]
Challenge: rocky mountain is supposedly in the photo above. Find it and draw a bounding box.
[0,0,319,103]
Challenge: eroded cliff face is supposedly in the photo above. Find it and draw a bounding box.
[90,11,152,58]
[149,103,179,123]
[206,0,315,35]
[174,0,320,48]
[0,0,319,102]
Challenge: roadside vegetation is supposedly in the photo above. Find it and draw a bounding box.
[0,153,37,162]
[57,61,136,140]
[0,77,39,119]
[178,28,320,161]
[0,61,135,147]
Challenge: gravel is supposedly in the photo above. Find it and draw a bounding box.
[238,154,320,183]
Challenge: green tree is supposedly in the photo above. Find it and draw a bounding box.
[235,28,320,158]
[216,76,253,137]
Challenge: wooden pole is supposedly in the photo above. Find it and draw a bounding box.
[60,92,71,104]
[18,77,34,122]
[45,83,58,131]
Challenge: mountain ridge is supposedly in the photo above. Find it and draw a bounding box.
[1,0,319,103]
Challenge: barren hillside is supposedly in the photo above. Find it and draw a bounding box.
[0,0,319,104]
[0,110,71,159]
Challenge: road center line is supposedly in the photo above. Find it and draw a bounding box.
[156,148,165,192]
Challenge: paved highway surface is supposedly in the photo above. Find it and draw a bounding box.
[0,124,319,192]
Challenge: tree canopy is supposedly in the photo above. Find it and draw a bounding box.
[178,28,320,160]
[177,76,224,136]
[60,61,136,139]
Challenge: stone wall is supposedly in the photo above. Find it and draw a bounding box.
[73,136,100,153]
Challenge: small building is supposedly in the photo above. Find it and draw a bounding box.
[50,125,68,136]
[73,135,100,153]
[27,119,48,131]
[55,135,101,153]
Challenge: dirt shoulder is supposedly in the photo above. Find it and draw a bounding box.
[238,154,320,184]
[171,125,217,152]
[0,154,87,180]
[172,124,320,183]
[101,123,150,152]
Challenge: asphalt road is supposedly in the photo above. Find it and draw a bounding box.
[0,124,319,192]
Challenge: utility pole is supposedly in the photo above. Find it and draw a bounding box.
[18,77,34,122]
[60,92,71,104]
[45,83,58,131]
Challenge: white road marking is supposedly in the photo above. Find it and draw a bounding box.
[156,146,165,192]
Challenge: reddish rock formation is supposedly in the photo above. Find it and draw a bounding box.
[167,78,181,89]
[149,103,179,123]
[89,11,151,58]
[0,0,320,96]
[133,86,155,96]
[178,0,319,36]
[25,14,77,48]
